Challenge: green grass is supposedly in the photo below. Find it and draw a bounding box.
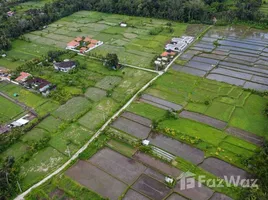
[19,147,67,190]
[35,101,59,117]
[0,83,47,108]
[95,76,122,90]
[25,174,104,200]
[78,98,119,130]
[229,94,268,137]
[84,87,106,102]
[127,101,166,121]
[53,96,92,121]
[36,116,63,133]
[21,128,50,142]
[0,11,191,70]
[107,139,137,157]
[49,123,92,156]
[159,118,227,146]
[205,101,235,122]
[0,96,24,124]
[1,142,29,160]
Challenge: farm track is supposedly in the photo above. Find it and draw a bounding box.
[0,91,36,115]
[14,27,210,200]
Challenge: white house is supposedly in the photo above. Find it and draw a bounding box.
[165,42,187,52]
[54,61,76,72]
[181,36,194,44]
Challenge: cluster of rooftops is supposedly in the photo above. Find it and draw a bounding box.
[155,36,194,68]
[66,36,103,53]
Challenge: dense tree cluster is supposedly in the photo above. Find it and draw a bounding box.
[0,0,267,51]
[239,141,268,200]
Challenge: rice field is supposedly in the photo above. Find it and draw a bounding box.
[174,26,268,91]
[0,11,202,70]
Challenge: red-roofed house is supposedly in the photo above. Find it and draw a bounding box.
[90,39,99,45]
[84,37,91,42]
[80,47,87,53]
[15,72,31,83]
[67,40,79,49]
[75,37,83,42]
[161,51,176,57]
[87,43,95,49]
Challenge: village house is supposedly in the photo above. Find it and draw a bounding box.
[161,51,176,57]
[66,36,103,53]
[54,60,76,72]
[24,77,51,93]
[15,72,31,83]
[0,67,10,81]
[67,40,79,49]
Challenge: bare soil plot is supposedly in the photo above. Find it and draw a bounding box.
[121,111,152,127]
[192,56,219,65]
[133,152,182,177]
[123,189,150,200]
[226,127,263,146]
[175,179,214,200]
[179,111,227,130]
[149,134,204,165]
[141,94,182,111]
[186,60,214,71]
[166,193,187,200]
[65,160,127,200]
[177,28,268,92]
[132,174,171,200]
[199,157,249,180]
[211,68,253,80]
[172,65,207,77]
[210,192,233,200]
[89,148,146,184]
[207,74,246,86]
[111,117,151,139]
[143,168,165,183]
[243,81,268,91]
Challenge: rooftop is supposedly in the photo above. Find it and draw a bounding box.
[54,61,76,69]
[15,72,31,82]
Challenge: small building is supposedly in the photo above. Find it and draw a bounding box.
[15,72,31,83]
[8,117,29,128]
[161,51,176,57]
[181,36,194,44]
[74,37,83,42]
[80,47,87,53]
[165,177,174,184]
[25,77,51,92]
[165,42,187,52]
[54,61,76,72]
[120,22,127,27]
[67,40,79,49]
[7,11,14,17]
[142,140,150,146]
